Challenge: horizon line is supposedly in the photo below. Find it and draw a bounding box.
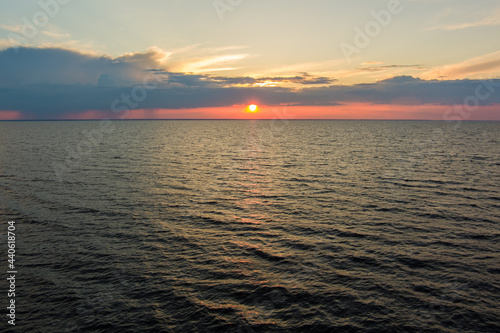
[0,119,499,122]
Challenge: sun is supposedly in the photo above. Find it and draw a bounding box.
[248,104,258,112]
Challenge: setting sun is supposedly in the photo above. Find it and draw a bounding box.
[248,104,258,112]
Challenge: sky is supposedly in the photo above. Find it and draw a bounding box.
[0,0,499,120]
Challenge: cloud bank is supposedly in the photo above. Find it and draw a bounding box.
[0,47,499,119]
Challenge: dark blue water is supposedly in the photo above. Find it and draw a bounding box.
[0,120,499,332]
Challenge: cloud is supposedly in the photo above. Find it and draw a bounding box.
[266,59,346,75]
[0,46,166,86]
[135,70,336,88]
[423,51,500,79]
[158,44,250,74]
[0,47,499,119]
[0,23,73,50]
[179,54,248,73]
[0,39,13,50]
[356,64,425,72]
[207,73,336,86]
[0,24,22,33]
[427,9,500,30]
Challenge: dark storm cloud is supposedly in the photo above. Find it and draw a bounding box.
[310,76,500,105]
[147,72,335,87]
[0,46,159,87]
[0,47,499,118]
[207,73,336,86]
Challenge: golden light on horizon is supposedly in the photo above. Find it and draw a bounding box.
[248,104,258,112]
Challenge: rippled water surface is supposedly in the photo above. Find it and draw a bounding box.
[0,120,499,332]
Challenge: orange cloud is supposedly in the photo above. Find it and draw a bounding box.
[423,51,500,79]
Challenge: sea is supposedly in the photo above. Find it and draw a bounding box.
[0,120,499,333]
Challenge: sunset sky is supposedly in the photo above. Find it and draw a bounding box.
[0,0,499,120]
